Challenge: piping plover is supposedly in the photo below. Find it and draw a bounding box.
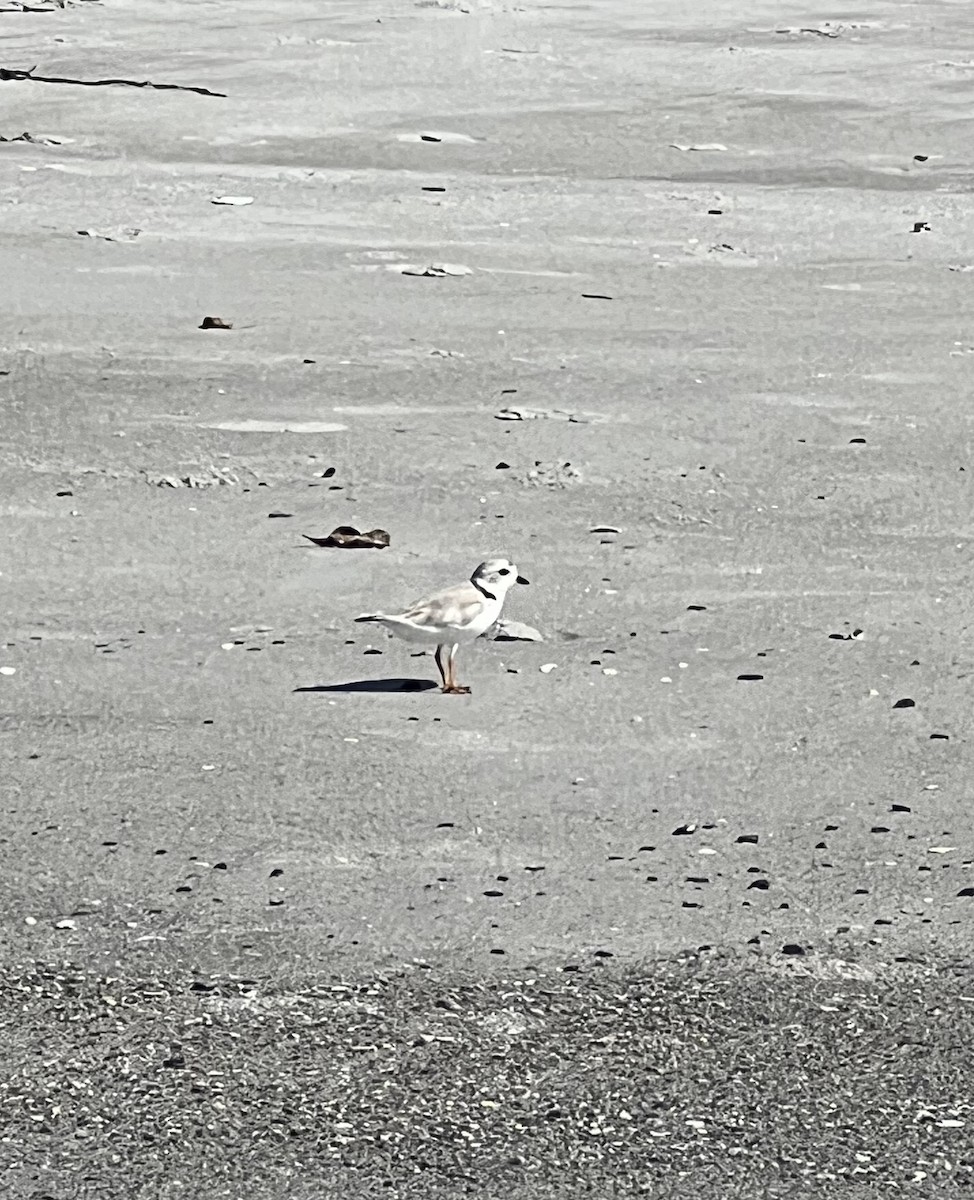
[354,557,529,694]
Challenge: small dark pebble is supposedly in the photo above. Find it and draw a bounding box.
[747,879,770,890]
[738,674,763,681]
[892,698,916,709]
[930,733,949,740]
[269,868,284,878]
[871,827,890,834]
[213,862,228,871]
[891,804,911,813]
[781,944,806,956]
[495,461,510,470]
[686,604,707,612]
[736,834,759,844]
[483,890,504,898]
[268,512,292,519]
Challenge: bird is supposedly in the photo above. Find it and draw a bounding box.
[354,557,529,694]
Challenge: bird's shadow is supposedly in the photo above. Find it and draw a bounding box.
[294,678,438,694]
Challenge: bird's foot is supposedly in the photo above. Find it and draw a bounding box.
[441,684,471,695]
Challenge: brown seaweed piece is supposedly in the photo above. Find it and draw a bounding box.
[302,527,390,549]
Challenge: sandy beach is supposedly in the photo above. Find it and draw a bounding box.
[2,0,973,1194]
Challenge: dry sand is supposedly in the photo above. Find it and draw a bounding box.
[2,0,974,1193]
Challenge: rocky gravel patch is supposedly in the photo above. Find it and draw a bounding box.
[2,958,972,1198]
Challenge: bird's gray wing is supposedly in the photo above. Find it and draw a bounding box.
[398,582,487,629]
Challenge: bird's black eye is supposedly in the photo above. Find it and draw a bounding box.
[498,568,510,576]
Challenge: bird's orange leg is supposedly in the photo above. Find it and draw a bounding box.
[434,644,449,689]
[443,642,470,695]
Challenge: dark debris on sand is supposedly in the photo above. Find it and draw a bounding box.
[1,958,972,1198]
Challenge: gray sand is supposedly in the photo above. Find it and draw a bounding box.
[1,1,973,1194]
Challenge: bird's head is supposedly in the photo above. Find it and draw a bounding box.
[471,557,529,596]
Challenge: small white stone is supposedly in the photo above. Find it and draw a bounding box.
[602,667,618,676]
[678,662,688,669]
[201,764,216,771]
[631,715,643,723]
[0,666,16,676]
[24,916,37,926]
[660,676,672,683]
[221,643,234,650]
[344,737,359,743]
[539,663,557,673]
[54,919,76,930]
[698,847,717,856]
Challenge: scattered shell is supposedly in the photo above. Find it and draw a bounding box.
[539,663,558,674]
[399,262,473,277]
[488,619,543,642]
[211,195,254,206]
[398,130,481,144]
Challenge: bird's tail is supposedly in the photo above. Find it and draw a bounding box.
[354,613,382,623]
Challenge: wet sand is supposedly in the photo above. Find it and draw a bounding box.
[1,1,973,1193]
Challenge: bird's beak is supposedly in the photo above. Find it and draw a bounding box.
[516,575,529,585]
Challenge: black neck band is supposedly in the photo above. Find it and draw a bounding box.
[472,579,497,602]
